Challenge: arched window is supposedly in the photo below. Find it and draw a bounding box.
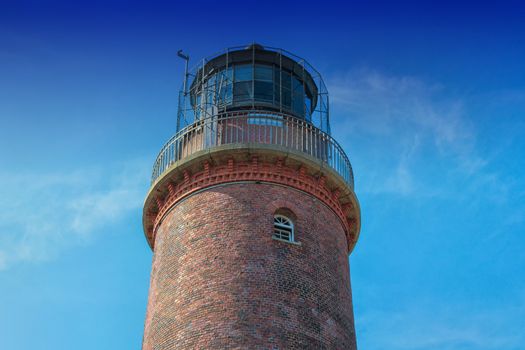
[273,215,294,242]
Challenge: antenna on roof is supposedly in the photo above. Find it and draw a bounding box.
[176,50,190,131]
[177,50,190,96]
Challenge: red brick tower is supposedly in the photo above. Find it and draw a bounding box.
[141,44,361,349]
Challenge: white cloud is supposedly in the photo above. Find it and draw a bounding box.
[327,69,492,197]
[0,158,149,270]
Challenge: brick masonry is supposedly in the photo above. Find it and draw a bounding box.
[142,182,357,349]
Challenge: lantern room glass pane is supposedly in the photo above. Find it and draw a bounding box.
[282,88,291,108]
[189,63,317,121]
[254,81,273,101]
[234,65,252,82]
[218,67,233,104]
[305,95,312,119]
[274,67,281,85]
[219,83,233,104]
[233,81,252,101]
[292,93,304,115]
[282,71,292,89]
[292,77,305,115]
[254,65,273,81]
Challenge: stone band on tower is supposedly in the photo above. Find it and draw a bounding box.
[141,44,361,349]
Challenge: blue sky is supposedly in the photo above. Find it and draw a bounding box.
[1,1,524,349]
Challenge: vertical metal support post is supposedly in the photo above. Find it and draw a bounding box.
[279,50,283,113]
[177,50,190,131]
[252,43,255,109]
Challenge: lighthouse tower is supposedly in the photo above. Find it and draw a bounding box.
[141,44,361,349]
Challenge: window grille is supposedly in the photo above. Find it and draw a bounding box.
[273,215,294,242]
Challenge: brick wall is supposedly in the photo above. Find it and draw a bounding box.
[142,182,357,349]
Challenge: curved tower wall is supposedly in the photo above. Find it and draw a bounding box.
[143,182,356,349]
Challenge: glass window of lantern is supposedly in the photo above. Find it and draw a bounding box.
[254,81,273,102]
[274,67,281,105]
[218,68,233,104]
[254,65,274,102]
[205,74,216,105]
[281,70,292,89]
[254,65,273,81]
[281,71,292,108]
[282,89,292,108]
[219,83,233,104]
[292,77,305,115]
[234,65,252,81]
[233,65,253,101]
[304,95,312,120]
[234,81,252,101]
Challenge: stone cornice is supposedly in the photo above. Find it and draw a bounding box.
[143,147,361,254]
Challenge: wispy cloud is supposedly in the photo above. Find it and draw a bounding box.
[0,158,149,270]
[327,69,503,199]
[330,70,472,148]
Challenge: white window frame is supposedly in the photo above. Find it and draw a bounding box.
[273,215,295,242]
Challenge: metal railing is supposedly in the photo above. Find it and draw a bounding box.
[151,111,354,188]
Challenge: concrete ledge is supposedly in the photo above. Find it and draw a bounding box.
[272,236,303,246]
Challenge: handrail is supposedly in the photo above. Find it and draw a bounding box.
[151,110,354,188]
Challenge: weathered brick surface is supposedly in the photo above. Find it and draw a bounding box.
[142,183,357,349]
